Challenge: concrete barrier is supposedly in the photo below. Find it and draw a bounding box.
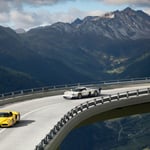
[1,78,150,106]
[35,88,150,150]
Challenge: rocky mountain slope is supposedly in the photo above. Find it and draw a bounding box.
[24,7,150,78]
[0,7,150,93]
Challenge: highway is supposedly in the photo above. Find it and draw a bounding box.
[0,83,150,150]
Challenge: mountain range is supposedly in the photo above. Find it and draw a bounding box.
[0,7,150,93]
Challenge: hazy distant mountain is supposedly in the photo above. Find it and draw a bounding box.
[0,7,150,93]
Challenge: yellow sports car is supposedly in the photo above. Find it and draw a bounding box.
[0,110,20,127]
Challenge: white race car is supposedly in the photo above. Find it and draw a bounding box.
[63,86,101,99]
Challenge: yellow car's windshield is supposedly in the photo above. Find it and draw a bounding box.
[0,112,12,117]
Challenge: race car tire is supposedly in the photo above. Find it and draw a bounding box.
[94,91,98,97]
[78,93,82,99]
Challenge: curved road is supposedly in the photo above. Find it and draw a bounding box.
[0,83,150,150]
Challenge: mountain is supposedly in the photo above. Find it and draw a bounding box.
[0,66,40,92]
[120,52,150,78]
[0,8,149,149]
[23,7,150,79]
[15,28,26,34]
[71,7,150,40]
[0,26,90,92]
[0,7,150,93]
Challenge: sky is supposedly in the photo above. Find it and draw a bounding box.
[0,0,150,30]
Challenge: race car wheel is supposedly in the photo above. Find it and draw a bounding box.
[12,119,15,125]
[78,93,82,99]
[88,92,91,97]
[94,91,98,97]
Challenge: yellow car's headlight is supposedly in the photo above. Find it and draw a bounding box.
[7,119,12,124]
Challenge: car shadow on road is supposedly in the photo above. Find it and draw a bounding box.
[13,120,35,128]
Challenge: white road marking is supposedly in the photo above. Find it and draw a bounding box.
[0,104,56,134]
[0,128,6,134]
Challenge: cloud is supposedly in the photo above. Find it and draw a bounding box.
[10,11,36,29]
[0,0,77,29]
[0,0,76,13]
[97,0,150,7]
[7,8,105,30]
[0,0,149,14]
[0,13,9,23]
[0,8,104,30]
[0,0,149,30]
[24,0,75,5]
[144,8,150,14]
[0,1,12,13]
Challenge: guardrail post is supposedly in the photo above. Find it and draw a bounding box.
[94,99,97,106]
[21,90,23,95]
[49,130,54,139]
[69,111,73,118]
[148,88,150,94]
[130,78,134,83]
[60,118,66,125]
[45,135,50,143]
[35,145,44,150]
[31,89,34,93]
[1,94,4,98]
[136,89,139,96]
[74,108,78,115]
[79,104,83,112]
[54,125,59,132]
[46,133,52,140]
[67,112,72,119]
[101,97,104,104]
[117,93,120,100]
[126,91,129,98]
[64,114,70,121]
[42,138,48,145]
[86,101,89,109]
[109,95,112,102]
[11,92,14,96]
[52,128,57,135]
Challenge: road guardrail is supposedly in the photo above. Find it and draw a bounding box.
[0,77,150,105]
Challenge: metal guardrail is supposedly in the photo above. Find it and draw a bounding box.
[35,87,150,150]
[0,77,150,100]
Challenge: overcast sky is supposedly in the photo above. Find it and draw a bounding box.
[0,0,150,30]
